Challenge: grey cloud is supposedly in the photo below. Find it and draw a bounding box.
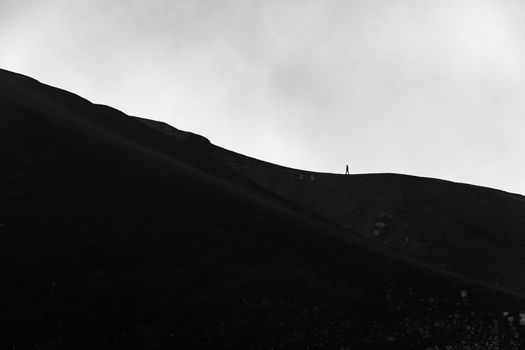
[2,0,525,193]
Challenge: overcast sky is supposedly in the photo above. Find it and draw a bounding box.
[2,0,525,194]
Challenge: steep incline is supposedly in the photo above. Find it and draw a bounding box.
[2,68,525,349]
[212,142,525,294]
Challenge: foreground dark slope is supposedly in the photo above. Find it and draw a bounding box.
[213,147,525,294]
[2,69,525,349]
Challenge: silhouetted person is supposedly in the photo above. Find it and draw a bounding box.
[345,164,349,175]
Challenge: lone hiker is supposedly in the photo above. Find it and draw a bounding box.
[345,164,349,175]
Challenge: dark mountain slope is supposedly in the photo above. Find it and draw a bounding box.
[2,68,525,349]
[212,147,525,293]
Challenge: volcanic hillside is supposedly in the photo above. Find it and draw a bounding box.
[2,68,525,349]
[211,147,525,294]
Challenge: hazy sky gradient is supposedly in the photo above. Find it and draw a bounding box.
[2,0,525,194]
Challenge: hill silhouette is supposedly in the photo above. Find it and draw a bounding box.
[2,68,525,349]
[212,147,525,294]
